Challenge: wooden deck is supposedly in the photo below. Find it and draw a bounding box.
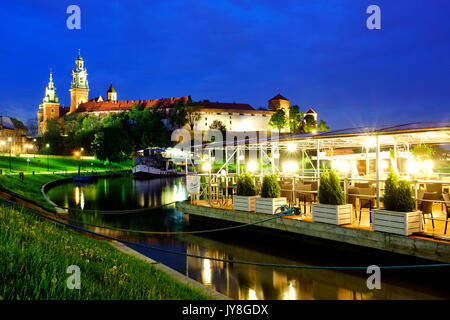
[189,199,449,238]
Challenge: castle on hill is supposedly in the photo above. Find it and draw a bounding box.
[37,51,317,136]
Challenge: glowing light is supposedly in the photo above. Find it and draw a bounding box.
[202,162,211,172]
[238,155,244,161]
[0,141,4,145]
[248,288,257,300]
[312,129,317,134]
[365,136,376,148]
[273,153,280,159]
[423,160,433,174]
[334,160,350,173]
[74,152,80,157]
[287,143,296,152]
[247,161,257,172]
[202,259,212,285]
[46,143,50,148]
[406,160,420,174]
[380,160,388,172]
[7,137,12,142]
[283,282,297,300]
[283,161,298,172]
[74,187,80,205]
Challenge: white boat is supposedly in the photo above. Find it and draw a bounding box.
[132,148,191,178]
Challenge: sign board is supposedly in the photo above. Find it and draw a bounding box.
[186,175,200,194]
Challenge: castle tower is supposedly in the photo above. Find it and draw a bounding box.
[69,49,89,112]
[268,94,290,117]
[38,70,61,136]
[106,83,117,101]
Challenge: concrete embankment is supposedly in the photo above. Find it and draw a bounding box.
[176,201,450,263]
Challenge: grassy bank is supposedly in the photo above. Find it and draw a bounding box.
[0,155,132,174]
[0,171,130,211]
[0,203,210,299]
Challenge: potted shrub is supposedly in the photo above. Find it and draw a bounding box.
[312,170,352,225]
[372,171,421,236]
[255,175,286,214]
[233,173,259,211]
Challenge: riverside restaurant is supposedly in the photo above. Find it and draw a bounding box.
[185,121,450,246]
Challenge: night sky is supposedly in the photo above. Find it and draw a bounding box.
[0,0,449,130]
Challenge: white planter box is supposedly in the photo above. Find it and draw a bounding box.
[312,203,353,225]
[372,209,422,236]
[255,197,287,215]
[233,195,260,212]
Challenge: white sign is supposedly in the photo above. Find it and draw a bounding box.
[186,175,201,194]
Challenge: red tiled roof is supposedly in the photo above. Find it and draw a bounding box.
[193,101,255,111]
[75,96,191,113]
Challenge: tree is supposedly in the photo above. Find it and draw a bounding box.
[302,114,317,133]
[91,115,132,165]
[289,105,303,133]
[318,120,330,132]
[170,100,188,128]
[185,104,201,131]
[269,109,287,132]
[26,117,38,137]
[42,119,66,154]
[209,120,226,137]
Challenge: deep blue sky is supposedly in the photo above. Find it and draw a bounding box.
[0,0,449,129]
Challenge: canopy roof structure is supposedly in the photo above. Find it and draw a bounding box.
[203,121,450,151]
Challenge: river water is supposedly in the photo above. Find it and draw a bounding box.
[46,176,450,300]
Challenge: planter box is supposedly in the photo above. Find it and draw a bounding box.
[255,197,287,215]
[312,203,353,225]
[372,209,422,236]
[233,195,260,212]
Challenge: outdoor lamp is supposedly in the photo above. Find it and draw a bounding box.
[365,136,376,148]
[406,160,419,174]
[283,161,298,173]
[247,161,257,172]
[334,160,350,173]
[202,162,211,172]
[287,143,296,152]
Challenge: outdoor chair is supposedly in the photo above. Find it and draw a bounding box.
[420,192,438,230]
[443,193,450,234]
[426,183,444,211]
[415,188,426,210]
[295,184,312,214]
[357,187,374,223]
[347,187,359,219]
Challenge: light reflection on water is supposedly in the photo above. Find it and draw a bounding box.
[46,176,450,300]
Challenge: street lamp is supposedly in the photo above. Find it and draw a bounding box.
[8,137,12,172]
[46,143,50,171]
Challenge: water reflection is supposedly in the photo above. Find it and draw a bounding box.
[46,176,450,300]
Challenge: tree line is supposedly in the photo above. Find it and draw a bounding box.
[41,105,171,165]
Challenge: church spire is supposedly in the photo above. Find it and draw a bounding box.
[43,69,59,103]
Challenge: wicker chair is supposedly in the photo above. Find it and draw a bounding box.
[443,193,450,234]
[358,187,374,223]
[420,192,438,230]
[296,184,312,214]
[347,187,359,219]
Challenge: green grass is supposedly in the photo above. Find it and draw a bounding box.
[0,155,132,174]
[0,203,211,300]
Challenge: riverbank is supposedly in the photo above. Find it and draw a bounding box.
[0,170,130,211]
[0,155,131,174]
[0,202,211,299]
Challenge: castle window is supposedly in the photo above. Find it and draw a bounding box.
[51,108,54,113]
